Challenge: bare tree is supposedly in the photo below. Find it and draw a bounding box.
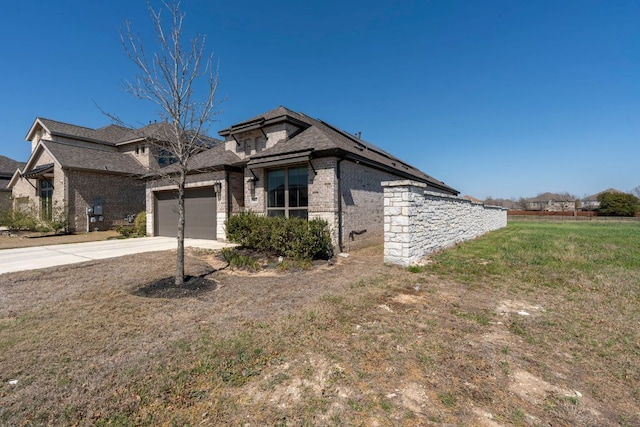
[632,186,640,198]
[121,0,220,285]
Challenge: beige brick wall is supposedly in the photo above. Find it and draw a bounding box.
[67,170,146,232]
[339,160,401,251]
[308,158,339,244]
[10,154,65,219]
[0,190,12,211]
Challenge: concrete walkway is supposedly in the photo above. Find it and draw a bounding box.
[0,237,233,275]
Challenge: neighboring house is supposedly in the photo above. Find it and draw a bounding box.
[462,195,483,204]
[0,155,25,211]
[523,192,577,212]
[146,106,458,250]
[581,188,624,211]
[8,118,197,232]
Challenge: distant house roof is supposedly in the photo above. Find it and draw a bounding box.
[582,188,625,202]
[0,155,26,190]
[462,195,483,203]
[222,106,458,195]
[526,192,575,203]
[0,155,25,177]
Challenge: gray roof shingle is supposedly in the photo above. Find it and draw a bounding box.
[236,106,457,194]
[35,118,221,147]
[0,155,25,176]
[42,141,143,175]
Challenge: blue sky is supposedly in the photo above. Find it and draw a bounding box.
[1,0,638,199]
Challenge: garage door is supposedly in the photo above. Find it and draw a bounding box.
[154,187,216,239]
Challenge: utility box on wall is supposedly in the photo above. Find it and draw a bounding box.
[93,197,103,216]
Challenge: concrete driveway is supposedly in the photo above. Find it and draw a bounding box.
[0,237,234,275]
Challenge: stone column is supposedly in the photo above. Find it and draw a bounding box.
[382,180,426,266]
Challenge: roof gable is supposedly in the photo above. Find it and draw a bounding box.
[219,106,312,137]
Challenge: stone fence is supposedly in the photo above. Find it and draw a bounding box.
[383,180,507,266]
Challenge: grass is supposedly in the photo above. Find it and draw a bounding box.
[1,222,639,426]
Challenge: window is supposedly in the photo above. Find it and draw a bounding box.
[40,179,53,220]
[158,148,177,166]
[267,166,308,219]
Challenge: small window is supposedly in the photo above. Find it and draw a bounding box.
[135,146,140,155]
[158,148,177,166]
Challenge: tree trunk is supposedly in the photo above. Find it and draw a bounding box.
[175,169,186,286]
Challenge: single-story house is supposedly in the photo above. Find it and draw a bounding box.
[146,106,458,250]
[0,155,25,212]
[7,118,193,232]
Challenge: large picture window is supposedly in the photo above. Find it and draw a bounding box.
[267,166,308,219]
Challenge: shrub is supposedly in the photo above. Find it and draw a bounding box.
[225,212,333,260]
[220,247,260,271]
[0,201,68,234]
[115,225,137,238]
[597,192,640,217]
[0,209,38,231]
[134,211,147,236]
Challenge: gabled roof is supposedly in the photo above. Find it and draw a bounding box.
[148,143,243,177]
[41,141,143,175]
[26,118,221,147]
[582,188,625,201]
[233,106,458,194]
[526,192,575,203]
[0,155,26,190]
[26,118,139,145]
[0,155,25,176]
[219,106,311,137]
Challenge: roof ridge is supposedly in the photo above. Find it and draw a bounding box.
[38,117,99,132]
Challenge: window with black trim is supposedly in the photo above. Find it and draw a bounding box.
[267,166,308,219]
[40,179,53,220]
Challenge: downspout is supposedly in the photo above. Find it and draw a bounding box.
[336,157,345,253]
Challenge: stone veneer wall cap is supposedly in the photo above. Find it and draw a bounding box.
[382,180,426,188]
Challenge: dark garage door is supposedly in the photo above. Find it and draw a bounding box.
[154,187,216,239]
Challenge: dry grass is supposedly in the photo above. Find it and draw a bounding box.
[0,230,120,250]
[0,222,638,426]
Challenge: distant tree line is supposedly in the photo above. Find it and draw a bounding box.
[483,187,640,217]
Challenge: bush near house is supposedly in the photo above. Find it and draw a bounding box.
[0,202,68,234]
[115,211,147,238]
[225,212,333,260]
